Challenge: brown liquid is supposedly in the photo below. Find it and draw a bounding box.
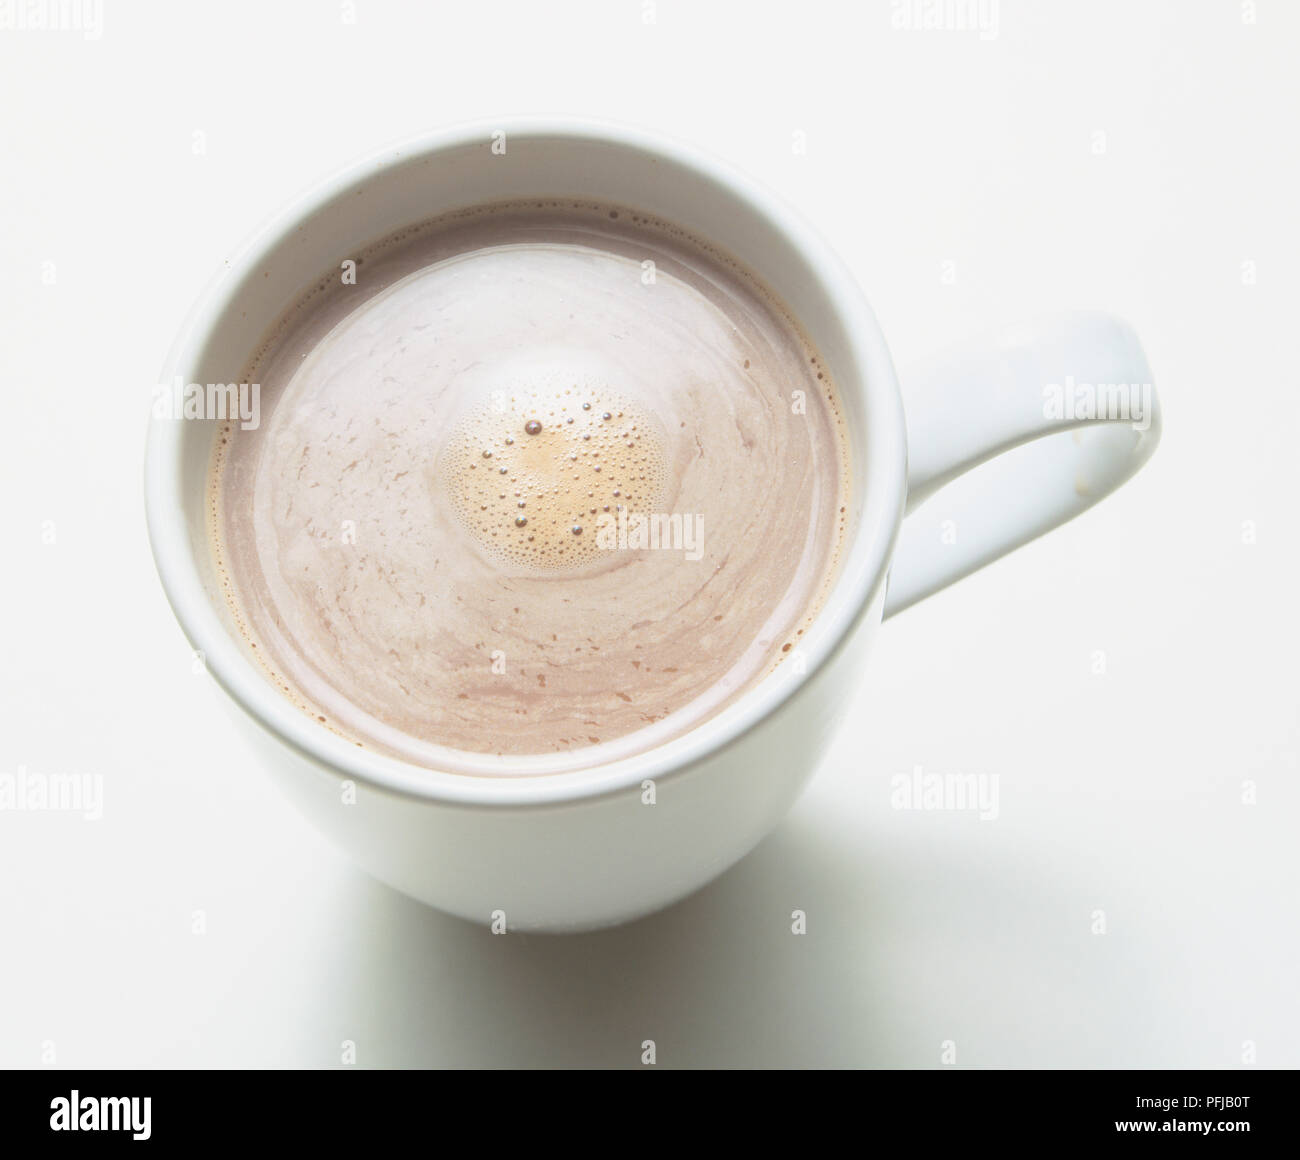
[209,202,850,771]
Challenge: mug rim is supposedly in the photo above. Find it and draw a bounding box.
[144,115,907,808]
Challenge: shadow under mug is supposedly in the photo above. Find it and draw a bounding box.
[145,118,1160,931]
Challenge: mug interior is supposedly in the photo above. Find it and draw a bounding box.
[146,119,906,804]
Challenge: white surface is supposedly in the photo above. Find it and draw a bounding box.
[1,0,1296,1068]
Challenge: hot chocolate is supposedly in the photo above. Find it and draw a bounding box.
[208,202,850,771]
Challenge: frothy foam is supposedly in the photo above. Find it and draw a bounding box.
[444,386,667,571]
[209,202,850,771]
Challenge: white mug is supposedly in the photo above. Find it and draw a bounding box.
[145,118,1161,932]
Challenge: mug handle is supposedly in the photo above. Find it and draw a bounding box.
[883,313,1162,618]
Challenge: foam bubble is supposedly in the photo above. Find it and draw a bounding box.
[442,386,666,570]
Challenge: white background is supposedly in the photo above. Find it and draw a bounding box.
[2,0,1297,1068]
